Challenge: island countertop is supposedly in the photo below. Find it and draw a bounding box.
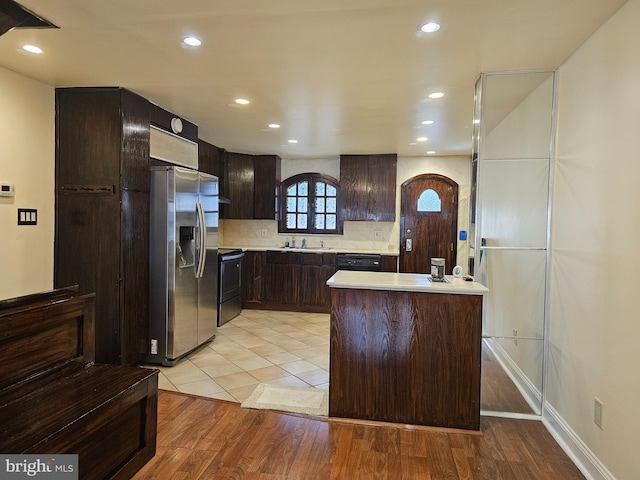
[326,270,488,295]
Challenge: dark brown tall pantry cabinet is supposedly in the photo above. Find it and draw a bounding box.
[55,87,150,365]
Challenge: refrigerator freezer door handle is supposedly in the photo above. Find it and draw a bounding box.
[195,202,207,278]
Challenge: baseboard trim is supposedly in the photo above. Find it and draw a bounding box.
[480,409,541,421]
[542,402,616,480]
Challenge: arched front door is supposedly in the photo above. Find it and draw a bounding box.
[400,174,458,274]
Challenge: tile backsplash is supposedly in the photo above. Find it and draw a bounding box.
[220,219,399,254]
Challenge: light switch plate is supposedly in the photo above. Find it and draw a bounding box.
[594,398,604,429]
[17,208,37,225]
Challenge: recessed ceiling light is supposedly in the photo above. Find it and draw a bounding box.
[182,36,202,47]
[417,137,428,142]
[268,123,280,129]
[288,139,298,144]
[419,22,441,33]
[23,44,43,54]
[473,119,480,124]
[235,98,250,105]
[428,92,444,99]
[421,120,434,125]
[427,151,436,155]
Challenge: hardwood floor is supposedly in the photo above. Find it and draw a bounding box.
[132,391,585,480]
[480,342,535,414]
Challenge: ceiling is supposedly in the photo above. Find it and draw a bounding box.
[0,0,626,159]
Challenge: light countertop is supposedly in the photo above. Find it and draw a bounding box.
[221,246,400,256]
[326,271,488,295]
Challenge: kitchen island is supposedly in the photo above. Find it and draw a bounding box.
[326,271,488,430]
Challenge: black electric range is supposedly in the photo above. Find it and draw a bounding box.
[217,248,244,325]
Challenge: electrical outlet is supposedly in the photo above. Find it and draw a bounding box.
[374,230,383,239]
[513,329,518,346]
[594,398,604,429]
[150,339,158,355]
[261,228,268,237]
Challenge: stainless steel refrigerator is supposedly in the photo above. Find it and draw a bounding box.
[147,166,219,366]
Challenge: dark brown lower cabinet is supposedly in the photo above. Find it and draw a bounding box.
[380,255,398,272]
[329,287,482,430]
[299,264,336,308]
[298,252,336,309]
[264,261,301,307]
[242,251,266,308]
[242,251,337,313]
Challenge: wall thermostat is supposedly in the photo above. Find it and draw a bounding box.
[0,184,15,197]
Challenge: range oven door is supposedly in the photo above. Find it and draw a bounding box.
[218,252,243,325]
[219,252,243,302]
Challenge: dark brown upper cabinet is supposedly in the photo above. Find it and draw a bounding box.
[224,152,255,218]
[254,155,281,219]
[56,88,150,192]
[340,154,397,222]
[222,153,281,220]
[198,139,225,179]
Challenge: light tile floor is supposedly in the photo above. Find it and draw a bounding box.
[154,309,330,403]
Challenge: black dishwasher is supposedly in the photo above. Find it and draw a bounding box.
[336,253,381,272]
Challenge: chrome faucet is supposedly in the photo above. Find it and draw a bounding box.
[320,240,324,248]
[301,238,307,249]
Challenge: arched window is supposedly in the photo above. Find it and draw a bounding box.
[279,173,342,234]
[417,188,441,212]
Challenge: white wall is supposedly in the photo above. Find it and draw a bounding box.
[549,0,640,478]
[0,67,55,300]
[281,157,340,181]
